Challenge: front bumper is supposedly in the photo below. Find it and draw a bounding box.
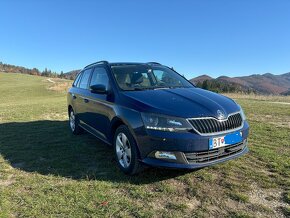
[134,121,250,169]
[141,140,249,169]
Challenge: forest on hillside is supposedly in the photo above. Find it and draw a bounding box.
[0,62,68,79]
[194,80,256,94]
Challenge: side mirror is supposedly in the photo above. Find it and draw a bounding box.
[90,84,107,94]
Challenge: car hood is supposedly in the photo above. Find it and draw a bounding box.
[121,88,240,118]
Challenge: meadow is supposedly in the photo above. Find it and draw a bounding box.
[0,72,289,217]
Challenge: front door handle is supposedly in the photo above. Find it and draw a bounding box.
[84,98,89,103]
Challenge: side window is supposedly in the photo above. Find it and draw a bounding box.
[90,67,109,89]
[153,70,163,81]
[73,72,82,87]
[153,69,182,86]
[79,69,92,89]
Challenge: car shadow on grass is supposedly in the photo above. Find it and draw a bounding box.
[0,120,191,184]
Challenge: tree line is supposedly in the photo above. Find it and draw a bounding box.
[1,61,257,94]
[195,79,256,94]
[0,62,67,79]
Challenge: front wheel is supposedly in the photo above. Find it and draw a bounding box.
[114,125,143,175]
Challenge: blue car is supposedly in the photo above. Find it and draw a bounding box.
[67,61,249,175]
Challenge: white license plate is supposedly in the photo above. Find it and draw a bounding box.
[210,136,225,149]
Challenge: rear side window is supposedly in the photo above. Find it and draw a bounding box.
[79,69,92,89]
[90,67,109,89]
[73,72,82,87]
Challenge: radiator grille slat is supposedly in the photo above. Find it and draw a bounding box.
[185,142,245,163]
[204,119,211,133]
[188,112,243,134]
[208,119,215,133]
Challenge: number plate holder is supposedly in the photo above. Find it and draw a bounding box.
[209,131,243,150]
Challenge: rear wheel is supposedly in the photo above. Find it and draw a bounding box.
[69,109,83,135]
[114,125,143,175]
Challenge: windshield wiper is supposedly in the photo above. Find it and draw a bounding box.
[153,87,170,90]
[131,87,155,91]
[132,87,145,91]
[167,86,186,89]
[129,86,185,91]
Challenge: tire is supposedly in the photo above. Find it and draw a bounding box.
[69,108,83,135]
[114,125,143,175]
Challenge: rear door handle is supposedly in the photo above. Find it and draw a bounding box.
[84,98,89,103]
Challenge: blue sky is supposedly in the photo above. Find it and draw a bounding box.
[1,0,290,79]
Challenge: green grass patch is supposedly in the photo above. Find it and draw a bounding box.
[229,192,249,203]
[284,191,290,204]
[0,72,289,217]
[281,206,290,217]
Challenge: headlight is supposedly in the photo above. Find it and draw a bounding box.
[238,104,246,120]
[141,113,192,132]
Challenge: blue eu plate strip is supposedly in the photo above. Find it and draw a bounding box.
[209,131,242,149]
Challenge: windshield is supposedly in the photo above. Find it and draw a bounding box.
[111,65,194,91]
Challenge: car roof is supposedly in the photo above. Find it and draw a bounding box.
[110,62,146,66]
[84,61,163,69]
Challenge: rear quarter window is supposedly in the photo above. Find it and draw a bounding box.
[73,72,82,87]
[79,69,92,89]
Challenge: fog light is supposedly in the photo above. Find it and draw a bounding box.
[155,151,177,160]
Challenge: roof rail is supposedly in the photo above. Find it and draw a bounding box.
[84,60,109,69]
[146,62,161,65]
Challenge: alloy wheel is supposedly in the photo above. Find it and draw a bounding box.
[69,111,76,132]
[115,132,132,168]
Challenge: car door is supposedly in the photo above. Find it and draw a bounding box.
[85,66,114,141]
[74,68,93,124]
[68,71,83,112]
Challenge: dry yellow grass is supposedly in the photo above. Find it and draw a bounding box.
[224,93,290,103]
[44,78,72,92]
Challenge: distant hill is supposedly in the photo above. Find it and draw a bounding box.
[0,61,81,80]
[190,75,213,84]
[63,69,81,80]
[190,72,290,95]
[2,60,290,95]
[0,61,61,78]
[0,62,41,76]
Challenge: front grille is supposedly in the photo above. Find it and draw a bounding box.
[188,112,243,134]
[185,142,245,163]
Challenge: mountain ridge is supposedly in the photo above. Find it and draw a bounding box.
[190,72,290,95]
[1,60,289,95]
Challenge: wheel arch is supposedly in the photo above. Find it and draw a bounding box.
[110,117,126,143]
[110,117,142,159]
[68,105,73,116]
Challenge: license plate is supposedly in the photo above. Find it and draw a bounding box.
[209,131,243,150]
[209,136,225,149]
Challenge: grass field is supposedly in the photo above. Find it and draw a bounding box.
[0,72,289,217]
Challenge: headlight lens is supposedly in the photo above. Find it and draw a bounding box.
[141,113,192,132]
[238,104,246,120]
